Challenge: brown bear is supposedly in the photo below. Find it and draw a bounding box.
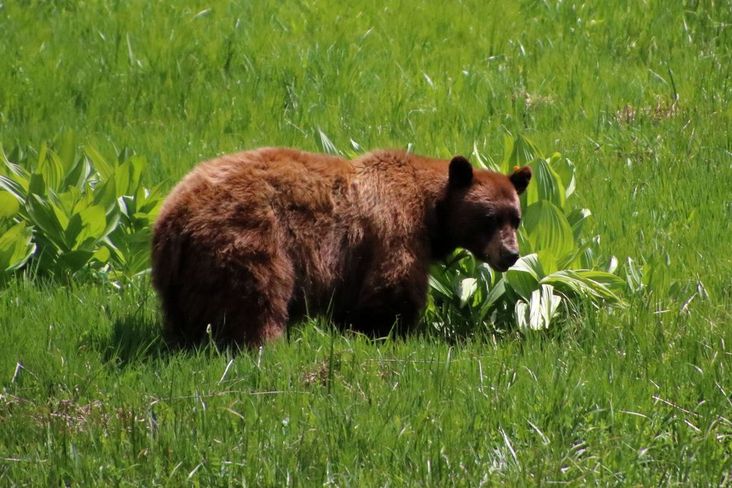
[151,147,531,348]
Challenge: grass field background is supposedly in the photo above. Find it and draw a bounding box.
[1,1,731,485]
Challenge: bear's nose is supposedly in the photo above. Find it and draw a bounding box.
[500,249,520,269]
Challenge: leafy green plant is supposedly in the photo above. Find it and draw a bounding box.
[425,133,627,336]
[0,187,36,279]
[0,219,36,281]
[0,133,162,281]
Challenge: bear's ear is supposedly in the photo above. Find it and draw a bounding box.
[448,156,473,188]
[509,165,532,195]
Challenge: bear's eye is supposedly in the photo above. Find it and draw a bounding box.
[483,214,497,228]
[512,216,521,228]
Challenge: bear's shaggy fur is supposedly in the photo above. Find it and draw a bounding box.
[151,148,531,347]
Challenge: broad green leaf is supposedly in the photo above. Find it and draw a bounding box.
[114,157,145,197]
[525,157,566,208]
[526,289,545,329]
[119,195,135,218]
[515,284,563,331]
[457,278,477,307]
[55,188,82,220]
[127,156,145,194]
[478,276,507,320]
[478,263,496,287]
[577,235,601,268]
[541,269,623,302]
[107,228,154,273]
[522,201,575,258]
[28,173,46,197]
[557,239,594,270]
[0,175,27,202]
[92,177,117,213]
[84,146,114,180]
[130,211,155,227]
[101,207,121,240]
[117,147,134,164]
[2,148,30,181]
[38,151,65,192]
[57,130,78,176]
[515,300,529,330]
[472,143,500,171]
[503,133,542,171]
[538,284,562,328]
[25,194,68,250]
[535,249,559,275]
[581,246,596,269]
[624,257,644,292]
[48,195,70,230]
[32,244,61,276]
[0,191,19,219]
[58,249,94,273]
[64,213,84,249]
[115,160,131,196]
[567,208,592,242]
[93,245,110,263]
[134,185,148,211]
[135,183,165,216]
[123,249,152,274]
[554,156,576,199]
[62,153,93,190]
[0,222,35,272]
[1,155,30,196]
[428,268,454,300]
[512,253,544,277]
[573,270,625,293]
[36,143,48,172]
[505,253,542,300]
[102,238,122,263]
[501,134,514,171]
[73,205,107,250]
[517,226,532,254]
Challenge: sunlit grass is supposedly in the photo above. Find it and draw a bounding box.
[1,0,730,484]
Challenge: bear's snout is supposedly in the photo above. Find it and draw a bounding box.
[498,248,520,270]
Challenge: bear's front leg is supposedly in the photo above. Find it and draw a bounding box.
[347,277,427,338]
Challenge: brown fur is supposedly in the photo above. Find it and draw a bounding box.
[151,148,531,348]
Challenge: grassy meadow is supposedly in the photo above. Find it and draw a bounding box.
[1,0,731,485]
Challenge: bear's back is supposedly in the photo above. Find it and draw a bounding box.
[155,148,356,236]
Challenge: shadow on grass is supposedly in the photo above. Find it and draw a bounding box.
[98,314,248,367]
[99,313,172,368]
[95,308,576,369]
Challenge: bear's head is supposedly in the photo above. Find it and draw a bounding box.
[436,156,532,272]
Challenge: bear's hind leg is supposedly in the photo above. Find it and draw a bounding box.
[163,236,295,349]
[214,253,294,349]
[216,295,289,349]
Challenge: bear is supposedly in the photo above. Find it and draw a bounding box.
[151,147,531,348]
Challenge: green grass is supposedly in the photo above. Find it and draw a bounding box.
[1,0,731,485]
